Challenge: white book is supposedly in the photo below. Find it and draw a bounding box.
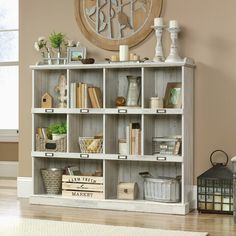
[126,125,130,155]
[84,83,88,108]
[70,83,76,108]
[134,129,140,155]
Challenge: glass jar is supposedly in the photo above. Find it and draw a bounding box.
[126,76,141,106]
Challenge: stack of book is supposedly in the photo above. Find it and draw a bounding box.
[126,123,141,155]
[70,82,103,108]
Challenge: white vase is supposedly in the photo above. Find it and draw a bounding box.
[52,133,67,141]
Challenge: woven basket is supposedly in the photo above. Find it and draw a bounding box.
[41,168,64,194]
[78,137,103,153]
[36,134,67,152]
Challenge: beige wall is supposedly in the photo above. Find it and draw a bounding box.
[0,143,18,161]
[19,0,236,181]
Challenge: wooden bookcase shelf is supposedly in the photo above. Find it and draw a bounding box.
[30,59,194,215]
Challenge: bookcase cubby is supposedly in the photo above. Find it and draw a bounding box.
[30,59,194,215]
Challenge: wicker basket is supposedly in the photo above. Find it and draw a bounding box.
[41,168,64,194]
[140,172,180,203]
[36,134,67,152]
[78,137,103,153]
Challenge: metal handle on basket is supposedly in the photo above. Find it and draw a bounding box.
[139,171,153,178]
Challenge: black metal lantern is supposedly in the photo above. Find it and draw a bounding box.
[197,150,233,214]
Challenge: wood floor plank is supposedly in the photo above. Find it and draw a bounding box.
[0,178,235,236]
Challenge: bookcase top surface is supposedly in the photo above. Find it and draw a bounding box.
[30,57,195,70]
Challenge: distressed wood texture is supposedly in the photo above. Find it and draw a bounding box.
[74,0,163,50]
[31,60,194,215]
[33,69,67,108]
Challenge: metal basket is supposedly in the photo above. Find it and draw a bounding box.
[78,137,103,153]
[41,168,64,194]
[152,136,181,155]
[140,172,181,203]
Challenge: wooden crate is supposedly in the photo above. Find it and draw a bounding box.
[62,175,104,199]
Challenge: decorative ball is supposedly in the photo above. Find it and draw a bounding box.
[116,96,126,107]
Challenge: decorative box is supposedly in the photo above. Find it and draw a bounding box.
[117,182,138,200]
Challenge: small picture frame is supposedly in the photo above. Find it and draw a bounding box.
[164,82,182,108]
[67,47,86,64]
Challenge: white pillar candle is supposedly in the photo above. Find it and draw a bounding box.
[169,20,179,28]
[119,45,129,61]
[154,17,163,27]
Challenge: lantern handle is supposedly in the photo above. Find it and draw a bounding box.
[210,149,228,166]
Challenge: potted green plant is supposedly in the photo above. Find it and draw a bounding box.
[47,122,67,141]
[49,31,65,62]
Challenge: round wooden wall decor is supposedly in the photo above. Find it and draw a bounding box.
[75,0,163,51]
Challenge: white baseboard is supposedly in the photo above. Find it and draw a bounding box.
[193,185,197,209]
[17,177,32,198]
[0,161,18,177]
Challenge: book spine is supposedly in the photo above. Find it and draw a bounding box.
[92,87,99,108]
[126,125,130,155]
[138,129,141,155]
[133,129,140,155]
[76,85,80,108]
[70,83,75,108]
[84,83,88,108]
[78,82,82,108]
[131,128,135,155]
[88,87,97,108]
[81,83,85,108]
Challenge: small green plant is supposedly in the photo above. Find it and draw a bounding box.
[47,122,67,137]
[49,32,65,51]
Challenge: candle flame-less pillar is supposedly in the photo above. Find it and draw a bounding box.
[119,45,129,61]
[153,17,165,62]
[165,20,182,63]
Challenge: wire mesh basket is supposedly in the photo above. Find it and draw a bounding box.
[78,137,103,153]
[41,168,64,194]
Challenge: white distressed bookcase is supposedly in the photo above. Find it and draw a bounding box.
[30,58,194,215]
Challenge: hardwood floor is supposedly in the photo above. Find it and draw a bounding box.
[0,177,235,236]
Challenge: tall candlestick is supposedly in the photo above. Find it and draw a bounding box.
[165,26,182,63]
[152,24,165,62]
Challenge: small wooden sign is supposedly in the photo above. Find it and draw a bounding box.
[62,190,104,199]
[62,175,103,184]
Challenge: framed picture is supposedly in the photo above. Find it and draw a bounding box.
[67,47,86,63]
[164,82,182,108]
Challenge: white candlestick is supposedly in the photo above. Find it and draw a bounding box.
[154,17,163,27]
[119,45,129,61]
[152,25,165,62]
[165,27,182,62]
[169,20,179,28]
